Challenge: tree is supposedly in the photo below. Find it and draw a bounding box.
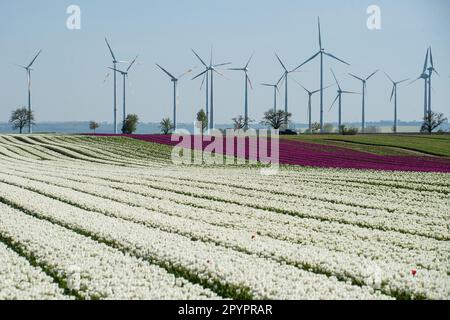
[311,122,321,133]
[322,123,335,134]
[9,107,35,134]
[196,109,208,135]
[159,118,174,135]
[421,111,447,135]
[232,115,252,132]
[261,109,291,130]
[89,121,100,135]
[121,114,139,134]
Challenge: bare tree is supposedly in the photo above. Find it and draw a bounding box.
[89,121,100,135]
[232,115,252,132]
[421,111,447,135]
[10,107,35,134]
[261,109,291,130]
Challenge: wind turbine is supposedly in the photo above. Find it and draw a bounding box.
[275,53,294,126]
[426,46,439,115]
[228,53,254,129]
[108,56,138,130]
[261,76,283,112]
[291,78,333,133]
[293,17,350,131]
[156,64,193,131]
[105,38,128,134]
[349,70,379,133]
[384,72,409,133]
[16,49,42,134]
[329,69,359,133]
[409,48,430,119]
[192,48,231,130]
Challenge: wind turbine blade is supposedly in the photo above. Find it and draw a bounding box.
[27,50,42,68]
[397,78,410,85]
[103,73,110,83]
[329,95,339,112]
[178,69,193,79]
[15,64,28,69]
[311,84,333,94]
[349,73,364,82]
[422,48,429,73]
[209,46,213,67]
[408,76,421,86]
[330,68,341,90]
[318,17,322,50]
[276,73,285,86]
[293,52,320,71]
[192,49,208,68]
[108,67,125,74]
[105,38,117,61]
[289,76,310,94]
[275,53,288,72]
[247,75,253,90]
[429,46,434,68]
[228,68,244,71]
[341,91,360,95]
[323,52,350,66]
[214,62,232,67]
[260,83,273,87]
[156,63,176,80]
[192,69,208,80]
[127,56,138,72]
[213,69,228,79]
[200,74,206,91]
[245,52,255,69]
[366,69,379,81]
[383,71,394,84]
[390,86,395,102]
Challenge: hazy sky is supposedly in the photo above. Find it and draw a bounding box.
[0,0,449,125]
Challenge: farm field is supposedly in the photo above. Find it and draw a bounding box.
[100,134,450,173]
[0,135,449,300]
[283,134,450,157]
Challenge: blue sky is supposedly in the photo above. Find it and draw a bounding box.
[0,0,449,125]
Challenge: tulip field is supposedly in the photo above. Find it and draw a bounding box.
[0,134,449,300]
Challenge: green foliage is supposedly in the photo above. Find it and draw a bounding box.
[311,122,321,133]
[89,121,100,134]
[159,118,174,135]
[10,107,35,134]
[322,123,334,134]
[196,109,208,134]
[341,126,359,135]
[121,114,139,134]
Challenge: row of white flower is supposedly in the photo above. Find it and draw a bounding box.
[0,179,389,300]
[53,135,173,164]
[0,241,69,300]
[0,202,218,300]
[90,169,448,240]
[119,169,449,220]
[1,160,448,275]
[0,168,448,299]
